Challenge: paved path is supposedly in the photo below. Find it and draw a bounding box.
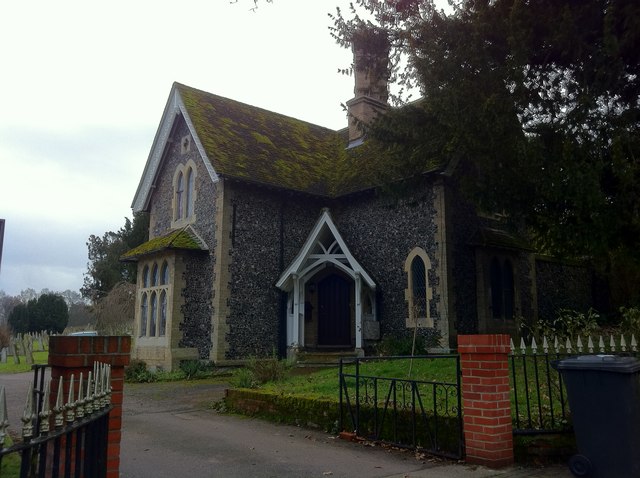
[0,371,46,437]
[120,380,572,478]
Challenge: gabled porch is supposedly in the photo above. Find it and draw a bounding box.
[276,209,378,357]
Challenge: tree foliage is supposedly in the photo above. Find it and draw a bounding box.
[332,0,640,305]
[82,212,149,301]
[8,293,69,334]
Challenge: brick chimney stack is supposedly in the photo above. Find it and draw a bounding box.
[346,28,390,144]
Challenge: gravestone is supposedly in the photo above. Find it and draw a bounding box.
[12,340,20,364]
[23,337,34,365]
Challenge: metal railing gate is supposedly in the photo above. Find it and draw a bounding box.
[339,355,463,460]
[0,363,113,478]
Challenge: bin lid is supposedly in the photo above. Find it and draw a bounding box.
[552,355,640,373]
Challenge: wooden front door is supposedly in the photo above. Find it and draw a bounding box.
[317,274,351,346]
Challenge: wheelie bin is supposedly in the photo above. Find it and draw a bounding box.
[552,355,640,478]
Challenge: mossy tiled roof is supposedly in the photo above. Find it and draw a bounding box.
[178,83,344,196]
[177,83,421,197]
[120,227,207,262]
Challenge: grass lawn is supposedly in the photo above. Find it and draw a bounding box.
[253,355,568,430]
[259,357,460,400]
[0,351,48,374]
[1,437,21,478]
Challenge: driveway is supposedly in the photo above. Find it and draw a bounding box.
[2,372,571,477]
[120,379,441,478]
[120,380,571,478]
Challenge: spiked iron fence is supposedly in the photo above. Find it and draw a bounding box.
[0,362,112,478]
[510,334,638,435]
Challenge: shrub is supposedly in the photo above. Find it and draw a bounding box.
[375,334,426,356]
[521,308,600,341]
[179,360,212,379]
[246,356,294,384]
[231,368,257,388]
[620,307,640,339]
[124,359,156,383]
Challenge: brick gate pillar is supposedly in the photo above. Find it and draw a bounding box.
[458,334,514,468]
[49,336,131,478]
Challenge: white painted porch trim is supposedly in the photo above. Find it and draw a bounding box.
[277,208,376,349]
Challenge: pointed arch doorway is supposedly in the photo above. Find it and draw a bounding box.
[276,209,377,355]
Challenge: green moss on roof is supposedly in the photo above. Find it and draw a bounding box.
[120,228,206,262]
[175,82,445,197]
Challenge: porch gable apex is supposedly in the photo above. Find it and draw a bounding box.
[276,208,375,291]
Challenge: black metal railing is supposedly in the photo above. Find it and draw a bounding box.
[339,355,463,460]
[510,335,639,435]
[0,363,112,478]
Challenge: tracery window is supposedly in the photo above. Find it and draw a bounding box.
[404,247,434,328]
[139,293,148,338]
[186,168,195,217]
[175,172,184,220]
[172,160,197,226]
[138,259,171,337]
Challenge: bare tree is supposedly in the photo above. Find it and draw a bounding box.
[92,281,136,335]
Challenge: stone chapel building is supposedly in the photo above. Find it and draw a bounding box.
[122,47,593,370]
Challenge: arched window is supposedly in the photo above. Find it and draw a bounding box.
[186,167,195,217]
[173,161,197,226]
[404,247,434,328]
[150,291,157,337]
[175,172,184,220]
[151,263,159,287]
[411,256,427,318]
[161,261,169,285]
[139,259,171,338]
[159,290,167,337]
[140,293,148,337]
[142,266,149,288]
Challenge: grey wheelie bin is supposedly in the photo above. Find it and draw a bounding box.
[552,355,640,478]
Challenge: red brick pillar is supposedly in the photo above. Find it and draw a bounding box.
[49,336,131,478]
[458,334,514,468]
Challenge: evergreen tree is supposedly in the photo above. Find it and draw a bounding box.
[332,0,640,306]
[82,212,149,301]
[7,293,68,333]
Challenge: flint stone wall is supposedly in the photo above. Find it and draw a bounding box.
[147,117,215,358]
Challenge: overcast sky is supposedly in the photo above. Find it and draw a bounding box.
[0,0,361,297]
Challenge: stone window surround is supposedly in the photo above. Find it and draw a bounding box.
[138,259,171,340]
[404,247,434,328]
[171,159,197,228]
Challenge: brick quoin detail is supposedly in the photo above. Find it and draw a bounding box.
[49,336,131,478]
[459,334,514,468]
